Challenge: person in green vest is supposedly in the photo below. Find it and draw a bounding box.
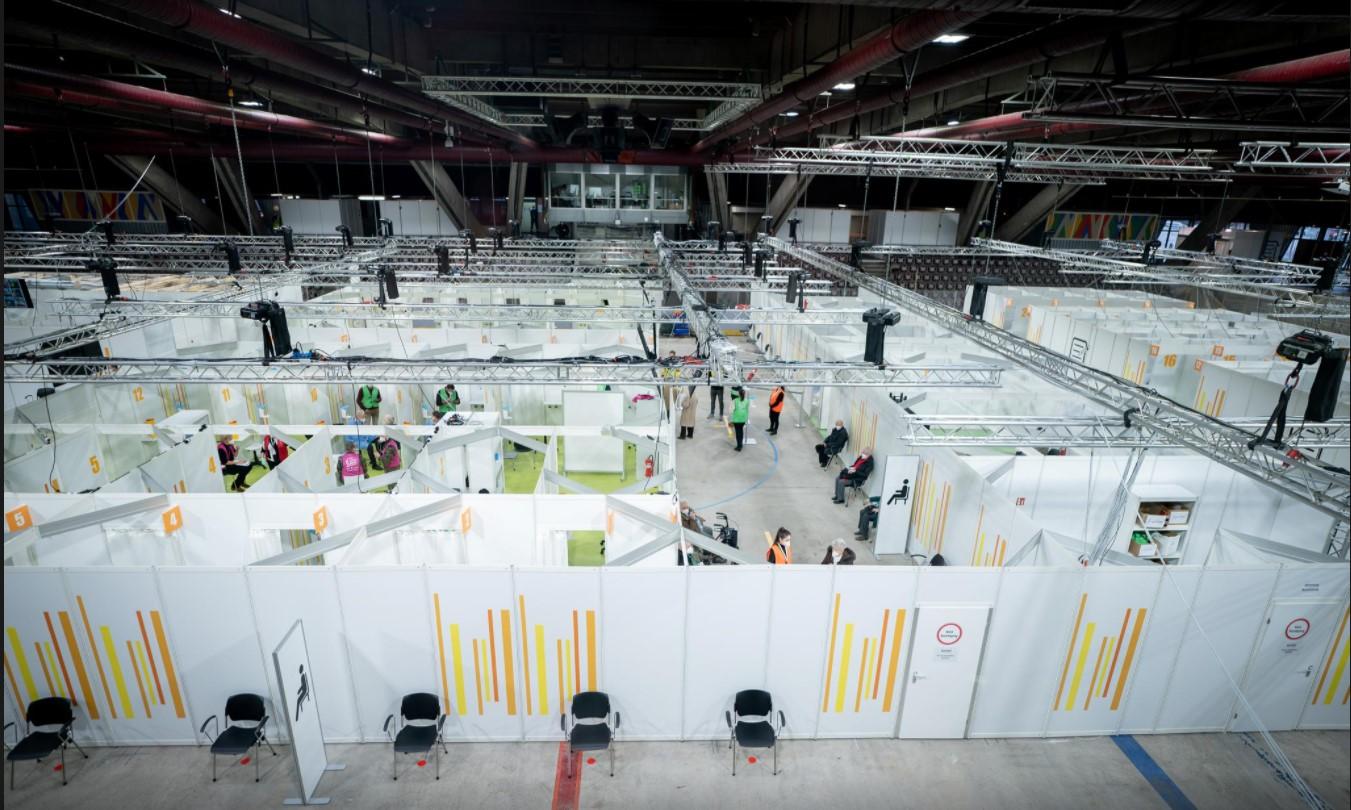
[434,383,461,420]
[357,384,382,423]
[729,386,750,452]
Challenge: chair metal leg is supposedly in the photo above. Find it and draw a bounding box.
[609,743,614,777]
[263,735,277,756]
[731,738,737,776]
[255,741,260,782]
[11,757,15,790]
[773,742,778,776]
[68,735,89,758]
[566,743,573,779]
[212,752,217,782]
[392,747,397,781]
[61,747,67,785]
[435,743,440,781]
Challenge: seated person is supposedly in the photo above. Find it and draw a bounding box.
[679,500,712,536]
[821,537,857,565]
[855,496,880,541]
[339,442,365,483]
[815,420,849,468]
[832,447,874,504]
[216,436,255,492]
[373,417,402,473]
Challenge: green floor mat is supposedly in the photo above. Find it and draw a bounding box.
[568,531,607,566]
[503,440,547,493]
[555,439,640,494]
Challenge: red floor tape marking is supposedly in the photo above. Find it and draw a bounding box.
[550,742,583,810]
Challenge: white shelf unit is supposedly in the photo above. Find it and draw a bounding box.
[1117,484,1197,564]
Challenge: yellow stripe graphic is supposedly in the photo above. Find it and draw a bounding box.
[433,594,450,709]
[535,624,548,716]
[1110,609,1147,710]
[1085,638,1108,711]
[556,639,565,715]
[3,656,25,720]
[565,640,574,702]
[135,642,154,709]
[60,612,99,718]
[100,627,134,718]
[1324,637,1349,706]
[863,636,877,707]
[6,628,38,702]
[500,610,517,715]
[127,641,151,718]
[78,597,117,718]
[1055,594,1088,711]
[1066,622,1097,711]
[480,640,491,712]
[854,638,870,713]
[34,642,55,696]
[44,643,66,699]
[449,624,467,715]
[1100,638,1117,698]
[1314,608,1349,704]
[473,639,484,716]
[150,611,185,718]
[882,609,906,712]
[518,597,532,715]
[835,624,854,713]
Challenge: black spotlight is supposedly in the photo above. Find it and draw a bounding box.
[754,250,767,280]
[862,307,901,366]
[787,216,801,242]
[379,266,400,301]
[277,225,295,263]
[741,241,752,267]
[335,224,353,249]
[89,256,120,300]
[100,221,116,245]
[215,240,242,273]
[785,271,802,303]
[240,300,292,362]
[1140,239,1162,265]
[468,232,478,253]
[706,220,721,242]
[434,244,451,275]
[966,276,1004,321]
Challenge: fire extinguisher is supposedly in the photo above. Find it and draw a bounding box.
[644,455,654,479]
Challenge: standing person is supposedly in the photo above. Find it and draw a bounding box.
[816,420,849,468]
[766,528,793,564]
[357,384,382,423]
[729,387,749,452]
[434,383,461,419]
[216,436,254,492]
[339,441,365,484]
[678,385,699,439]
[767,385,785,435]
[821,538,857,565]
[833,448,874,504]
[706,380,725,420]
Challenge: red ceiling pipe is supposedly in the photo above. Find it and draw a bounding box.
[94,0,536,149]
[691,8,987,153]
[6,10,440,135]
[749,19,1164,148]
[85,140,716,166]
[7,66,405,147]
[905,48,1351,140]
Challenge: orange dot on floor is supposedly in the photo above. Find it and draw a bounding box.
[587,757,596,765]
[747,756,757,764]
[417,759,427,767]
[240,757,251,765]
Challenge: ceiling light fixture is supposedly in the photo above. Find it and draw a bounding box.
[360,66,381,76]
[933,34,970,44]
[238,99,264,108]
[819,91,832,97]
[218,7,241,18]
[783,111,800,118]
[358,194,387,201]
[943,207,956,212]
[832,82,856,91]
[946,118,960,126]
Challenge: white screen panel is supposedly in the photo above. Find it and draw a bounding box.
[600,569,685,739]
[682,567,771,739]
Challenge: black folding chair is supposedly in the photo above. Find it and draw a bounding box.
[4,697,88,788]
[560,691,620,778]
[199,693,276,782]
[725,689,785,776]
[382,692,447,780]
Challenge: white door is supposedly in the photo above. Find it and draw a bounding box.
[1231,599,1341,733]
[898,605,990,738]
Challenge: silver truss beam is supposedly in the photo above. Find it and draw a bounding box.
[901,415,1351,450]
[421,76,761,101]
[1235,141,1350,173]
[766,237,1350,521]
[1097,240,1322,283]
[707,137,1220,183]
[497,112,704,131]
[1,357,1002,388]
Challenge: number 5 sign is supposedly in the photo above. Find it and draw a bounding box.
[5,505,35,533]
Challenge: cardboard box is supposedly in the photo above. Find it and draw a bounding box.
[1167,508,1190,526]
[1129,541,1158,557]
[1156,533,1182,557]
[1139,513,1167,529]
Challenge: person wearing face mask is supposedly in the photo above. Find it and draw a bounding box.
[766,527,793,564]
[832,447,874,504]
[679,500,710,536]
[816,420,849,467]
[821,537,856,565]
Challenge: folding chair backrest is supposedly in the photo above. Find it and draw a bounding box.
[225,693,266,724]
[734,689,771,719]
[571,691,610,721]
[27,697,73,728]
[401,692,440,723]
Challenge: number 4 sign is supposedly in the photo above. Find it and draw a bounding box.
[162,505,184,535]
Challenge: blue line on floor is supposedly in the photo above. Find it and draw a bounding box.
[1112,735,1196,810]
[694,430,779,512]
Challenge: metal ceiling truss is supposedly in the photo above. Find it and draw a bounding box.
[765,237,1350,521]
[1,356,1003,388]
[706,137,1220,183]
[421,76,762,101]
[1234,142,1350,174]
[1096,240,1322,284]
[1022,73,1351,136]
[901,414,1351,451]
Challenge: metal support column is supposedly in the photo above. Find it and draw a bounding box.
[994,183,1082,242]
[107,155,230,234]
[410,159,485,236]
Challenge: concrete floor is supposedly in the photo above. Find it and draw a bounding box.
[4,732,1346,809]
[668,336,894,568]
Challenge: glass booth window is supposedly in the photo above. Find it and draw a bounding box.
[550,173,581,208]
[654,175,686,210]
[585,173,617,208]
[619,178,649,209]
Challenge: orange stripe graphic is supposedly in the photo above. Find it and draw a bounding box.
[150,611,185,718]
[970,507,985,566]
[936,483,952,553]
[1055,594,1088,711]
[3,655,25,720]
[1103,609,1132,699]
[77,596,116,718]
[585,610,598,691]
[1101,638,1117,698]
[1312,607,1348,705]
[33,641,55,696]
[473,639,484,716]
[571,610,581,700]
[854,638,870,713]
[996,538,1007,566]
[127,640,151,718]
[822,593,841,712]
[882,608,906,712]
[499,609,517,715]
[1085,638,1108,710]
[434,594,450,709]
[487,610,499,702]
[556,639,565,714]
[136,611,165,704]
[59,612,98,719]
[44,644,66,699]
[872,609,890,699]
[44,613,76,706]
[1110,608,1147,710]
[519,596,532,715]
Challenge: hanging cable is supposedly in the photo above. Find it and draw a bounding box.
[208,144,228,234]
[458,150,470,237]
[487,148,499,230]
[428,128,442,237]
